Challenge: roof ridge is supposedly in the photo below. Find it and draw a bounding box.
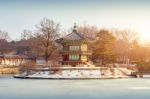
[64,32,74,38]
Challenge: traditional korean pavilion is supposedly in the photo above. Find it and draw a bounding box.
[56,24,91,66]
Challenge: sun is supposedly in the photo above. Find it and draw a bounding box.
[137,23,150,43]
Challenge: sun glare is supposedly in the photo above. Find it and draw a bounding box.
[138,23,150,43]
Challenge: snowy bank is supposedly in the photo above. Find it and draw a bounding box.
[14,67,133,79]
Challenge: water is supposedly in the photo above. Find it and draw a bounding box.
[0,76,150,99]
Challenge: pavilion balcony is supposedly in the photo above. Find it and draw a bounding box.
[60,50,92,55]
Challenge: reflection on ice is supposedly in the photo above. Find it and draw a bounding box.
[129,87,150,90]
[0,77,150,99]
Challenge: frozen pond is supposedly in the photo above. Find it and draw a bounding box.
[0,75,150,99]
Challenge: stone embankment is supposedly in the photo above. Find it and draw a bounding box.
[0,66,19,74]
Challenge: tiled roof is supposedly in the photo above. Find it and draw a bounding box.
[56,31,85,44]
[56,24,88,43]
[63,31,85,40]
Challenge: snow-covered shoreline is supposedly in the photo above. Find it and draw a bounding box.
[14,67,133,79]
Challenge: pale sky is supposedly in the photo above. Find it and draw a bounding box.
[0,0,150,42]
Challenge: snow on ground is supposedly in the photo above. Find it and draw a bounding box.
[27,69,101,78]
[15,67,132,79]
[118,68,133,75]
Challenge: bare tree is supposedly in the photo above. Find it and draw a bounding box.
[14,29,44,61]
[0,30,9,40]
[0,30,10,54]
[112,29,138,64]
[19,61,36,75]
[78,24,98,40]
[111,29,138,42]
[21,30,33,40]
[35,18,60,66]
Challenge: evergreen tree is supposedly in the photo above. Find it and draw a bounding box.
[93,29,116,64]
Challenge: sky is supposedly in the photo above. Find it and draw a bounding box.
[0,0,150,42]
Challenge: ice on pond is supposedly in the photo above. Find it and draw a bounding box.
[0,76,150,99]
